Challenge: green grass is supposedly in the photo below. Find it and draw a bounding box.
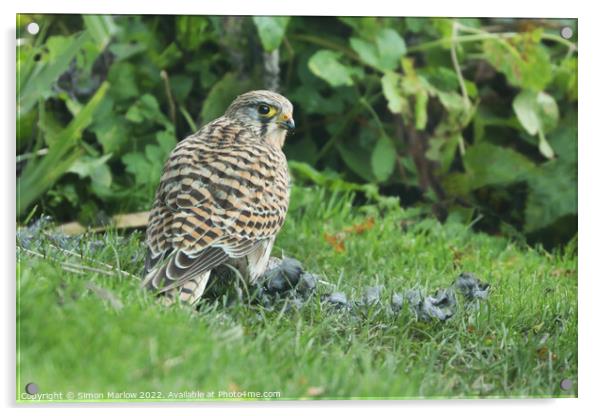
[16,186,577,401]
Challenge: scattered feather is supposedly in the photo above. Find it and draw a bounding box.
[455,272,490,300]
[361,285,384,306]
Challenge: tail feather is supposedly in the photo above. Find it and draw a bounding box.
[150,270,212,306]
[178,271,212,304]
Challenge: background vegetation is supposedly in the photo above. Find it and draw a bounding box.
[16,15,577,247]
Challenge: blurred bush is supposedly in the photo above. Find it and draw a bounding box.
[16,15,577,247]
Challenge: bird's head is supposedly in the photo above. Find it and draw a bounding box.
[224,90,295,148]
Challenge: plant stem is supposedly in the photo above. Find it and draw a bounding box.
[407,31,577,54]
[16,148,49,163]
[160,70,177,125]
[179,106,197,133]
[290,34,359,62]
[450,21,471,112]
[457,22,577,50]
[359,97,386,137]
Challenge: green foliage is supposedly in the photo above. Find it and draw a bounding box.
[18,33,89,115]
[525,160,576,232]
[482,31,553,92]
[17,82,110,215]
[308,50,357,87]
[175,16,211,51]
[524,119,577,232]
[16,15,577,245]
[200,72,252,124]
[445,142,535,194]
[82,15,118,49]
[371,136,397,182]
[513,90,559,159]
[351,27,406,72]
[252,16,290,52]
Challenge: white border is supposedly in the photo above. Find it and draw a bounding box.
[8,0,580,17]
[3,1,600,415]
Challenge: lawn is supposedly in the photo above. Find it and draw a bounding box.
[16,186,578,401]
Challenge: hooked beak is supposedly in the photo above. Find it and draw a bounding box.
[277,113,295,131]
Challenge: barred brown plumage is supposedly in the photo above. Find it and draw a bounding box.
[142,90,294,305]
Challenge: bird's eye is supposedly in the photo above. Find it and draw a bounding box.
[258,104,272,115]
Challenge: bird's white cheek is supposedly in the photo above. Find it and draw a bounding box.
[264,125,287,148]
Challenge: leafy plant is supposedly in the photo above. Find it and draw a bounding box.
[16,15,577,246]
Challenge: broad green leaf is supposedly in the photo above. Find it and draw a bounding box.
[109,42,147,61]
[552,57,578,101]
[381,72,405,114]
[89,96,128,154]
[170,75,194,102]
[351,29,406,71]
[252,17,290,52]
[145,144,164,166]
[513,90,559,159]
[336,142,374,182]
[18,33,89,116]
[538,131,555,160]
[176,16,210,51]
[107,62,140,101]
[371,136,397,182]
[83,15,117,50]
[375,28,406,70]
[513,91,539,135]
[126,95,159,123]
[444,142,535,193]
[536,92,560,133]
[68,154,112,179]
[18,82,110,215]
[421,66,459,91]
[463,142,535,187]
[350,38,380,68]
[125,94,171,129]
[548,112,577,166]
[122,152,153,185]
[442,172,471,195]
[89,163,113,196]
[425,137,445,162]
[482,35,553,91]
[91,120,126,155]
[68,154,113,189]
[288,87,345,115]
[338,17,380,39]
[525,160,576,232]
[38,108,64,147]
[153,43,182,69]
[308,50,355,87]
[431,18,454,39]
[426,133,461,173]
[156,130,177,154]
[405,17,429,33]
[437,91,465,114]
[122,129,174,189]
[200,72,252,124]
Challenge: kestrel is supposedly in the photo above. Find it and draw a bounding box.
[142,90,294,305]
